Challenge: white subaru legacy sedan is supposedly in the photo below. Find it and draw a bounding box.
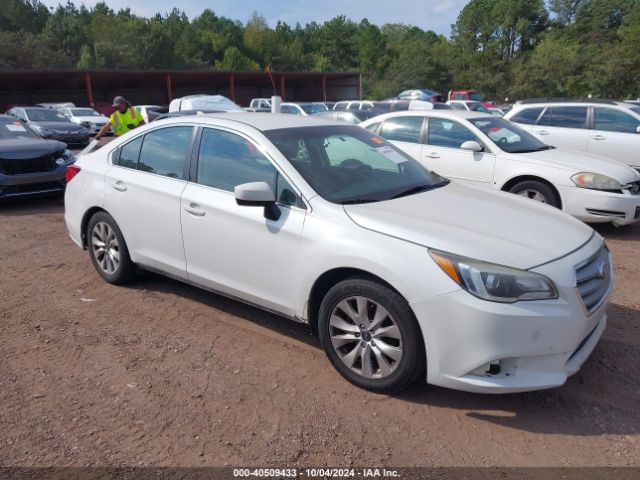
[360,111,640,226]
[65,113,612,394]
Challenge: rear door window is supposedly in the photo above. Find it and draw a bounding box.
[538,106,588,129]
[509,107,543,125]
[379,116,424,143]
[593,108,640,133]
[136,126,193,178]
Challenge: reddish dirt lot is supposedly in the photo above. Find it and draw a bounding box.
[1,196,639,468]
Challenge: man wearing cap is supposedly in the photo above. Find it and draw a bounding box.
[95,96,144,140]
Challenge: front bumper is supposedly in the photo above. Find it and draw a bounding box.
[411,234,610,393]
[559,184,640,226]
[0,167,67,198]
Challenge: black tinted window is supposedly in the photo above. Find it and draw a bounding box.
[137,126,192,178]
[427,118,479,149]
[510,107,543,125]
[197,128,300,206]
[538,107,587,129]
[379,116,423,143]
[594,108,640,133]
[117,136,143,169]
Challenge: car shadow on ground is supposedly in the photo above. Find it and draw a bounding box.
[593,221,640,241]
[125,273,640,437]
[0,194,64,216]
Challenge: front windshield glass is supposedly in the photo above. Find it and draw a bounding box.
[469,92,483,101]
[470,117,552,153]
[264,125,448,204]
[0,118,39,140]
[300,103,327,114]
[468,102,490,113]
[25,109,67,122]
[630,107,640,116]
[71,108,100,116]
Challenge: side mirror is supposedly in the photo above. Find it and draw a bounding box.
[460,140,483,152]
[234,181,280,221]
[636,126,640,134]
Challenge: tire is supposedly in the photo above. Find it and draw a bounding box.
[508,180,560,208]
[318,277,426,393]
[86,211,136,284]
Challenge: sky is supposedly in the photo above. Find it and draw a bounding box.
[39,0,468,36]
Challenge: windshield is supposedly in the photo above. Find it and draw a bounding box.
[300,103,327,114]
[264,125,448,204]
[25,109,67,122]
[467,102,490,113]
[71,108,100,117]
[469,92,483,102]
[470,117,552,153]
[0,118,39,140]
[630,107,640,116]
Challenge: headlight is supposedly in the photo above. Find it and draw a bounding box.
[33,125,53,135]
[55,149,76,166]
[429,250,558,303]
[571,172,621,191]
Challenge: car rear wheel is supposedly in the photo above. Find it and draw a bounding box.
[318,277,425,393]
[87,212,135,284]
[509,180,560,208]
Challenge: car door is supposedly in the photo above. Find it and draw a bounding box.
[532,106,589,151]
[180,126,306,316]
[588,107,640,168]
[423,116,496,186]
[377,115,426,162]
[104,125,195,278]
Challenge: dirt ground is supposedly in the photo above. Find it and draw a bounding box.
[1,194,639,469]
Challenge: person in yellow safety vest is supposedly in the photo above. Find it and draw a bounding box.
[95,96,145,140]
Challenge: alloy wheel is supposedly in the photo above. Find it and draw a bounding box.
[329,296,403,379]
[91,221,120,274]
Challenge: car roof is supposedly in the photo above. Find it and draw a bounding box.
[363,110,493,122]
[512,98,632,109]
[156,112,346,131]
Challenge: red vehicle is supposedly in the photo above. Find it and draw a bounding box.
[447,90,496,108]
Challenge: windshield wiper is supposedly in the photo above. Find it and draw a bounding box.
[340,198,379,205]
[511,145,556,153]
[390,181,449,199]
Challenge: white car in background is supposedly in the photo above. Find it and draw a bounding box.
[504,99,640,170]
[169,94,243,113]
[135,105,164,123]
[279,102,328,116]
[361,111,640,226]
[65,113,610,394]
[447,100,492,113]
[58,107,110,135]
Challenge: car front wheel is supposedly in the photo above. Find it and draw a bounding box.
[87,211,135,284]
[318,277,425,393]
[508,180,560,208]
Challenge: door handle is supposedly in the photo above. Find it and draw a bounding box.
[184,203,206,217]
[112,181,127,192]
[591,134,606,141]
[424,152,440,159]
[535,130,550,135]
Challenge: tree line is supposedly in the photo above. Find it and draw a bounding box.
[1,0,639,101]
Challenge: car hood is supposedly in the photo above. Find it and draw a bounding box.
[511,148,640,184]
[0,139,66,159]
[343,182,594,270]
[73,116,108,123]
[30,121,86,131]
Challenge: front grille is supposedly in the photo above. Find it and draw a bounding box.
[0,155,58,175]
[623,180,640,195]
[575,246,612,314]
